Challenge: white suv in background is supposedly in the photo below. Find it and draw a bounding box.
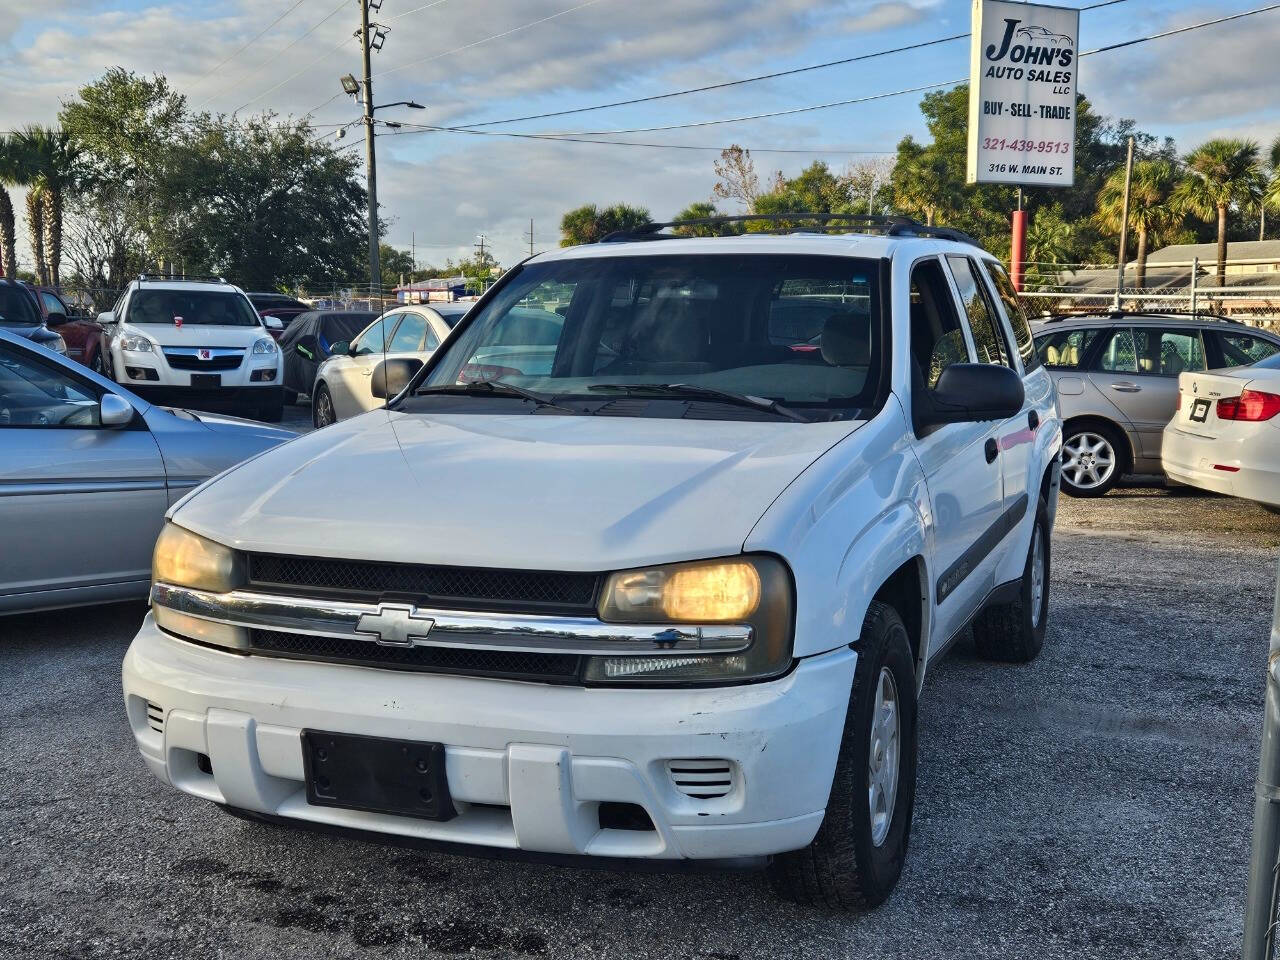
[102,277,285,421]
[123,218,1061,909]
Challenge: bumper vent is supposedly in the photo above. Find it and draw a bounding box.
[666,759,736,800]
[248,629,582,683]
[246,554,599,614]
[145,700,165,734]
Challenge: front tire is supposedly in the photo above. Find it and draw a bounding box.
[89,350,106,376]
[973,496,1050,663]
[312,382,337,428]
[1061,423,1123,497]
[768,601,918,910]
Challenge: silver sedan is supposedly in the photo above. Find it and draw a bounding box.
[0,327,295,614]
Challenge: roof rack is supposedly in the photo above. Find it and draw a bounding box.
[599,213,979,246]
[1037,309,1237,324]
[137,273,228,284]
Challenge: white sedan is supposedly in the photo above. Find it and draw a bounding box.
[312,304,466,426]
[1163,354,1280,507]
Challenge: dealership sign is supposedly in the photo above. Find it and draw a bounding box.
[966,0,1079,187]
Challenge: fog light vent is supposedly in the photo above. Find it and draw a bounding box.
[666,758,735,800]
[145,700,165,734]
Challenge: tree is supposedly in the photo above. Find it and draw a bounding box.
[1263,134,1280,240]
[0,136,22,279]
[890,142,955,227]
[1024,204,1076,289]
[673,201,741,236]
[559,203,650,246]
[25,186,46,286]
[13,126,81,286]
[379,244,415,290]
[712,145,761,209]
[1174,138,1263,287]
[1095,159,1180,289]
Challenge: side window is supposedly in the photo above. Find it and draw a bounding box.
[352,318,387,356]
[945,255,1009,367]
[41,291,67,316]
[1133,328,1205,376]
[1098,328,1137,373]
[387,312,430,353]
[910,258,971,390]
[423,326,441,351]
[1218,331,1279,366]
[1035,328,1100,369]
[0,343,102,427]
[984,261,1040,371]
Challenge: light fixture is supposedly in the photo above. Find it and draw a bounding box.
[340,74,360,96]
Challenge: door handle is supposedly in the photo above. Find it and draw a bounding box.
[984,438,999,463]
[1028,409,1039,430]
[361,369,373,376]
[1110,382,1141,392]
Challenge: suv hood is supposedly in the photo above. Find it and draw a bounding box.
[121,321,268,348]
[173,410,862,571]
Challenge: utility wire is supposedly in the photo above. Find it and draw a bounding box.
[189,0,313,90]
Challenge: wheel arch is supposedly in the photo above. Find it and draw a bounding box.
[869,556,928,685]
[1062,414,1134,474]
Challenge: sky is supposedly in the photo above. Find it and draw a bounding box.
[2,0,1280,274]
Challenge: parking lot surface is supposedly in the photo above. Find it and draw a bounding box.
[1,488,1275,960]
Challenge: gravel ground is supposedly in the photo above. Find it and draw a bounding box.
[2,488,1277,960]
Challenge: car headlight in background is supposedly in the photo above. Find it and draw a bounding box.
[588,555,793,684]
[119,333,154,352]
[252,337,277,355]
[152,524,243,593]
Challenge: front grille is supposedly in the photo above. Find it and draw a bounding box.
[164,351,243,371]
[246,554,600,614]
[249,629,583,682]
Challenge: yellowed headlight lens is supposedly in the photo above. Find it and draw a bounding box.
[661,561,761,621]
[152,524,241,593]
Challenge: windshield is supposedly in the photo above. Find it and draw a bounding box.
[127,289,261,327]
[415,254,884,420]
[0,285,40,327]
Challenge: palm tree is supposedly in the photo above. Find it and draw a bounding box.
[25,185,46,285]
[0,135,23,280]
[1024,206,1076,290]
[1095,159,1180,290]
[891,147,953,227]
[1263,135,1280,240]
[13,125,80,287]
[1174,138,1263,287]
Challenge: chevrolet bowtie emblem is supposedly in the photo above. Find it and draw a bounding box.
[355,603,435,647]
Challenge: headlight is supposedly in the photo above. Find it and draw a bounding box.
[252,337,277,355]
[119,333,154,352]
[152,524,243,593]
[588,555,793,684]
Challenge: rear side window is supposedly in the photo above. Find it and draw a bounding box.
[984,261,1040,371]
[1036,328,1100,368]
[1218,331,1279,366]
[1133,328,1205,376]
[946,255,1008,367]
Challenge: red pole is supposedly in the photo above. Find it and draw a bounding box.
[1010,208,1027,292]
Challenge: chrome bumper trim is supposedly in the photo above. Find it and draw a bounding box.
[151,583,753,656]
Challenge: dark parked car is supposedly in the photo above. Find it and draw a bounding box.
[277,309,380,404]
[2,279,66,355]
[247,293,312,338]
[20,282,107,372]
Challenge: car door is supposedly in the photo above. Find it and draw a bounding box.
[0,338,167,606]
[905,257,1006,652]
[1089,326,1206,461]
[330,316,391,419]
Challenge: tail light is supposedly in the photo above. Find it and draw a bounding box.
[1217,389,1280,422]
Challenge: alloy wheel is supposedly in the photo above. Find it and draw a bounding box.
[315,388,335,427]
[868,666,901,847]
[1030,523,1046,628]
[1063,431,1116,491]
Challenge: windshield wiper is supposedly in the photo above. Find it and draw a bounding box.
[416,380,581,415]
[587,383,809,423]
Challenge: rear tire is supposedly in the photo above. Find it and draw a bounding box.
[1061,423,1124,497]
[973,497,1050,663]
[312,382,337,428]
[767,601,917,910]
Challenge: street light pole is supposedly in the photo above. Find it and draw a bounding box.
[1113,135,1135,311]
[359,0,380,311]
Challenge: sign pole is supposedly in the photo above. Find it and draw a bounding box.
[1011,188,1027,292]
[1113,136,1134,311]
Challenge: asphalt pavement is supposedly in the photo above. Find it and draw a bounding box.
[1,487,1277,960]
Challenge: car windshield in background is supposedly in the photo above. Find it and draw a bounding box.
[0,286,40,327]
[415,254,884,420]
[128,289,260,327]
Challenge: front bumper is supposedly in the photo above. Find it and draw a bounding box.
[122,613,854,860]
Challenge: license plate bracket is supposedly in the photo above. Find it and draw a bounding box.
[1190,398,1211,423]
[190,373,221,388]
[302,730,456,821]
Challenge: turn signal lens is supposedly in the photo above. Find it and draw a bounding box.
[152,524,243,593]
[1217,389,1280,422]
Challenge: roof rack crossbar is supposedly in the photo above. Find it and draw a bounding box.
[599,213,979,246]
[138,273,228,284]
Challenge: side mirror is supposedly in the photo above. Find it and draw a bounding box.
[263,315,284,331]
[99,393,133,427]
[371,358,423,400]
[328,339,351,357]
[97,311,115,325]
[46,310,68,326]
[918,363,1025,427]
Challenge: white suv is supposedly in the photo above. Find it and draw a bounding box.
[122,220,1061,908]
[102,276,285,421]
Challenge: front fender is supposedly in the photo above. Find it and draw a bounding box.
[745,401,930,661]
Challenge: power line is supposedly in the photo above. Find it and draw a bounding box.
[1082,1,1280,54]
[370,0,610,81]
[449,0,1128,131]
[189,0,314,90]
